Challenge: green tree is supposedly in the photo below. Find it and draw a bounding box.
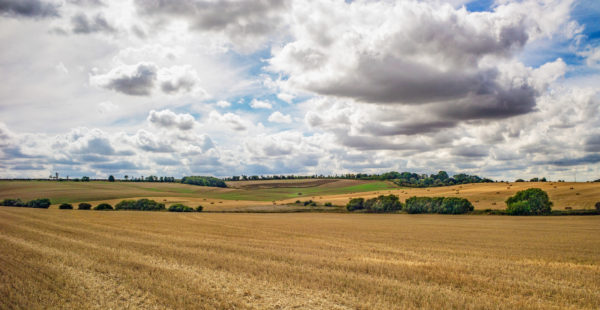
[108,175,115,182]
[505,188,553,215]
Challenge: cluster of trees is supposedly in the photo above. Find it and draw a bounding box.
[404,197,474,214]
[505,188,553,215]
[168,204,203,212]
[122,175,177,183]
[346,195,473,214]
[387,171,493,187]
[1,198,51,209]
[347,195,404,213]
[115,199,166,211]
[515,177,548,182]
[223,171,492,187]
[181,176,227,188]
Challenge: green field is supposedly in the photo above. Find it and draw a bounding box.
[212,181,397,201]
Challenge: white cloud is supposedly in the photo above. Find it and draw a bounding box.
[216,100,231,108]
[208,111,247,131]
[249,98,272,109]
[268,111,292,124]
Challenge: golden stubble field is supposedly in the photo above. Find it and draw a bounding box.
[1,207,598,309]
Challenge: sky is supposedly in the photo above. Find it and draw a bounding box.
[0,0,599,181]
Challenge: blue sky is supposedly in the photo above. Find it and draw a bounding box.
[0,0,599,181]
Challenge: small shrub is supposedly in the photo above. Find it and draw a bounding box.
[196,205,203,212]
[324,202,333,207]
[346,198,364,211]
[59,203,73,209]
[595,202,600,211]
[1,198,26,207]
[168,204,194,212]
[94,203,113,210]
[78,203,91,210]
[295,200,301,204]
[27,198,51,209]
[303,200,314,206]
[309,202,317,207]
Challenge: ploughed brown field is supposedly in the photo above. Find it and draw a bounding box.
[1,207,598,309]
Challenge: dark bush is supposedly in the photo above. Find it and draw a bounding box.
[27,198,51,209]
[595,202,600,211]
[59,203,73,209]
[303,200,314,206]
[506,201,531,215]
[78,203,92,210]
[363,195,403,213]
[505,188,552,215]
[196,205,203,212]
[346,198,365,211]
[168,204,194,212]
[405,197,473,214]
[1,198,26,207]
[115,199,165,211]
[439,197,474,214]
[324,202,333,207]
[94,203,113,210]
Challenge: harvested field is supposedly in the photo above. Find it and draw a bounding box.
[286,181,600,210]
[0,208,598,309]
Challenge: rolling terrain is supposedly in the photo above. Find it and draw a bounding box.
[0,179,598,211]
[0,208,598,309]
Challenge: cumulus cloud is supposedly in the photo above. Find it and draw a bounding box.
[268,111,292,124]
[0,0,59,18]
[208,111,247,131]
[71,12,115,34]
[216,100,231,108]
[91,63,157,96]
[249,99,272,109]
[147,109,195,131]
[90,63,205,96]
[134,0,291,50]
[271,0,577,125]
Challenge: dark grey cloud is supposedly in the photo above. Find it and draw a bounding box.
[438,85,538,120]
[134,0,289,48]
[310,59,499,105]
[160,77,195,94]
[451,146,489,158]
[0,0,59,18]
[584,135,600,152]
[98,64,157,96]
[544,154,600,166]
[71,13,115,34]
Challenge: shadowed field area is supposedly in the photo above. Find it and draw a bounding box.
[0,208,598,309]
